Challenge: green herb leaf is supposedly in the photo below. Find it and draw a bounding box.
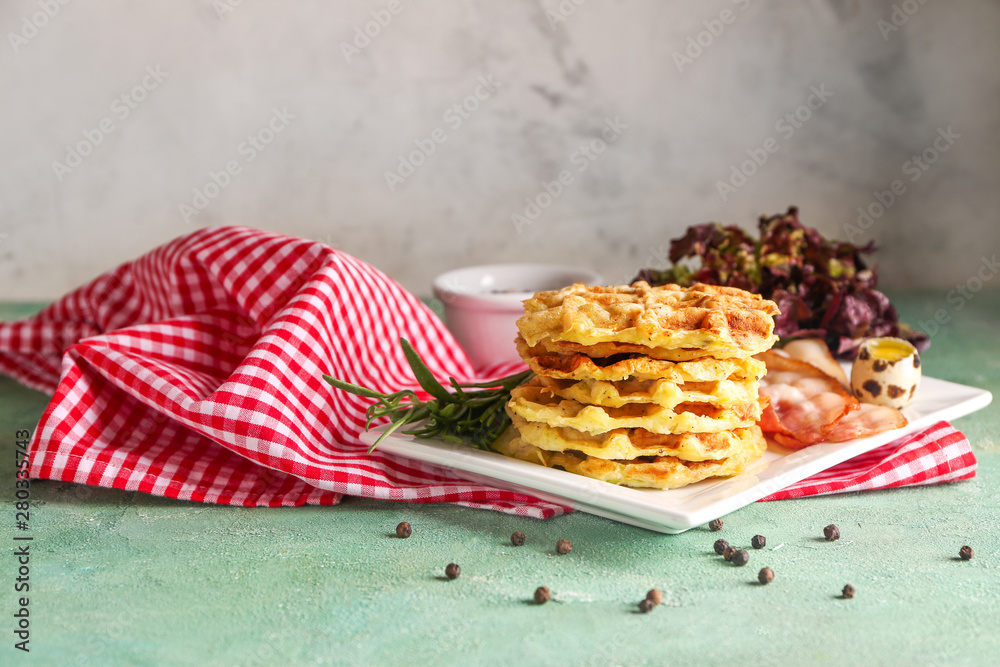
[400,338,454,403]
[323,339,532,452]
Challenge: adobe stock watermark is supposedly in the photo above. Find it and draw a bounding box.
[716,84,833,201]
[545,0,591,30]
[12,428,32,653]
[595,240,676,290]
[51,65,169,183]
[178,107,296,223]
[218,319,259,357]
[642,243,673,274]
[511,116,627,233]
[843,126,959,242]
[673,0,750,73]
[213,0,244,21]
[7,0,71,54]
[877,0,931,40]
[341,0,410,62]
[917,254,999,338]
[384,74,501,192]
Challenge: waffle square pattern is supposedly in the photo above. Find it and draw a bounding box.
[494,281,780,489]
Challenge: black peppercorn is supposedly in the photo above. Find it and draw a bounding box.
[534,586,551,604]
[959,545,973,561]
[646,589,663,606]
[842,584,855,599]
[732,549,750,567]
[638,599,655,613]
[709,519,724,531]
[511,531,526,547]
[824,524,840,541]
[556,538,572,555]
[445,563,461,580]
[751,535,766,549]
[713,538,730,555]
[395,521,412,539]
[758,567,774,585]
[722,546,735,561]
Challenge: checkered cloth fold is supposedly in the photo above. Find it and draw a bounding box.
[760,421,975,500]
[0,227,975,517]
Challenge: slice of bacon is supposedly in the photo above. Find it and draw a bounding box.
[756,350,859,449]
[781,338,850,390]
[824,402,908,442]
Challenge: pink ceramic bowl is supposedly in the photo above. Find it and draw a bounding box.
[432,263,603,369]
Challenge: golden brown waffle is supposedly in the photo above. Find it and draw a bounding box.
[516,336,766,382]
[529,338,741,362]
[492,426,767,489]
[534,375,759,410]
[501,280,779,489]
[510,414,760,462]
[507,378,761,435]
[517,281,779,358]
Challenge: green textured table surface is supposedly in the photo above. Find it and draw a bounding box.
[2,292,998,666]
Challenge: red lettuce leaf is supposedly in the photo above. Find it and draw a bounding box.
[633,206,928,359]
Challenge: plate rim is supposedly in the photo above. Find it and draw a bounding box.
[359,374,993,534]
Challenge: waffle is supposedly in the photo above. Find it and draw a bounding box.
[492,427,767,490]
[517,336,766,382]
[507,378,761,435]
[534,375,760,410]
[532,338,757,362]
[498,281,778,490]
[517,281,779,358]
[510,413,759,462]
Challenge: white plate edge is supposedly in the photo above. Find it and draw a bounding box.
[360,376,993,533]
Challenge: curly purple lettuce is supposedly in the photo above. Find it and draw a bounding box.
[633,206,929,359]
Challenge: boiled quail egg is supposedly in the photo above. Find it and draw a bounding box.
[850,337,921,409]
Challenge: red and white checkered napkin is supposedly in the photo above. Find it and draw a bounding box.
[760,421,976,501]
[0,227,976,519]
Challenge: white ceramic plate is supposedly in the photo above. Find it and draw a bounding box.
[360,374,992,533]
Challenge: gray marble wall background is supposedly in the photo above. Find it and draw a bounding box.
[1,0,998,299]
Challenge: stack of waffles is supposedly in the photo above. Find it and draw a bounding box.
[492,281,780,489]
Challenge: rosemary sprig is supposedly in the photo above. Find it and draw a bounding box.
[323,338,532,453]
